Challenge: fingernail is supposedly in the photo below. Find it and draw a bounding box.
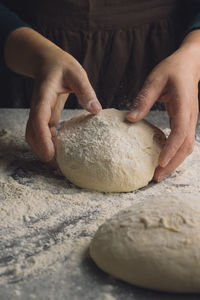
[127,110,139,120]
[87,100,102,113]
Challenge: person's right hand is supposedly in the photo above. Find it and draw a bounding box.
[26,48,102,162]
[4,28,102,162]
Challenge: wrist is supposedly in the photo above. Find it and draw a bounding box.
[169,31,200,80]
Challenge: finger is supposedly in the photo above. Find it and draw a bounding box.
[49,93,70,150]
[49,93,69,127]
[50,126,57,149]
[26,86,57,162]
[155,109,197,181]
[67,67,102,114]
[154,133,195,182]
[26,104,55,162]
[159,106,191,168]
[126,74,167,122]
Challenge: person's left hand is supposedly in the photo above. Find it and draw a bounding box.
[126,33,200,182]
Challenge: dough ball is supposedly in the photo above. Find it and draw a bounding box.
[90,195,200,293]
[56,109,165,192]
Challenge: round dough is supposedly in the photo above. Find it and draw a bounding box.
[90,194,200,293]
[56,109,165,192]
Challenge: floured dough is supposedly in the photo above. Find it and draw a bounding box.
[90,194,200,293]
[56,109,165,192]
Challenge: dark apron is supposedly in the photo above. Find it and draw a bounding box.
[0,0,194,109]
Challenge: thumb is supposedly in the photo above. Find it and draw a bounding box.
[126,74,167,122]
[68,67,102,114]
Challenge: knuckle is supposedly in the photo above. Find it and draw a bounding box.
[75,66,88,81]
[145,75,162,89]
[80,67,87,77]
[144,77,155,87]
[73,71,91,94]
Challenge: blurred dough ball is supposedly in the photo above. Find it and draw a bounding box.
[90,194,200,293]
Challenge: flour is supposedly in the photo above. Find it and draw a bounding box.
[56,109,165,192]
[0,112,200,286]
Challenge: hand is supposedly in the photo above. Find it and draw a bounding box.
[126,31,200,182]
[4,28,102,162]
[26,48,102,162]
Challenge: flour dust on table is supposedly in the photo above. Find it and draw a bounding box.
[0,110,200,297]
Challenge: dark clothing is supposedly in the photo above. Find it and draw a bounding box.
[0,3,27,63]
[0,0,199,109]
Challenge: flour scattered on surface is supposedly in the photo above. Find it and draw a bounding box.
[0,110,200,286]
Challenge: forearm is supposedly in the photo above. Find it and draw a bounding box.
[4,27,63,78]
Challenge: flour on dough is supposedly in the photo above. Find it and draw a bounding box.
[90,194,200,293]
[56,109,165,192]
